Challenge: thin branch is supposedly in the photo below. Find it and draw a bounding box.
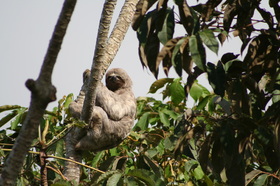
[2,148,105,174]
[82,0,117,124]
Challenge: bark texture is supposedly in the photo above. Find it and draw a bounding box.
[63,0,139,183]
[0,0,76,185]
[63,0,117,183]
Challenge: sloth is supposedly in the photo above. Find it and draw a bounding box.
[68,68,136,152]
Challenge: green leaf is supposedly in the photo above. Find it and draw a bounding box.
[63,93,74,109]
[161,108,180,120]
[169,78,185,105]
[245,170,262,185]
[253,173,268,186]
[207,61,226,97]
[135,112,150,130]
[96,170,122,185]
[189,34,206,71]
[193,165,204,180]
[196,95,211,110]
[189,80,210,103]
[172,37,188,76]
[0,110,18,128]
[91,151,105,167]
[164,137,174,151]
[158,110,170,127]
[127,169,155,186]
[106,172,123,186]
[158,8,175,45]
[199,29,219,54]
[11,108,27,130]
[148,78,174,94]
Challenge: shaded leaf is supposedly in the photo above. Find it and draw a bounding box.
[96,170,121,185]
[132,0,158,31]
[223,0,238,32]
[245,170,262,185]
[189,34,206,71]
[157,8,175,45]
[172,37,188,76]
[207,61,226,97]
[157,37,183,76]
[175,0,194,35]
[107,171,123,186]
[199,29,219,54]
[127,169,155,186]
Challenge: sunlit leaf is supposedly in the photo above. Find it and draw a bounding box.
[158,110,170,127]
[193,165,204,180]
[169,78,185,105]
[135,112,150,130]
[189,80,210,103]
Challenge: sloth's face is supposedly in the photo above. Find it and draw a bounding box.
[106,74,125,91]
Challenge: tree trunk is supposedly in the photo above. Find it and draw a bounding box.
[63,0,139,183]
[0,0,76,185]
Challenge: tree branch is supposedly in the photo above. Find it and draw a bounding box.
[0,0,76,185]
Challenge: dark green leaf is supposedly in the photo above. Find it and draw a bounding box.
[132,0,158,31]
[189,34,206,71]
[172,37,188,76]
[157,37,183,76]
[127,169,155,186]
[157,8,175,45]
[175,0,194,35]
[199,29,219,54]
[206,61,226,97]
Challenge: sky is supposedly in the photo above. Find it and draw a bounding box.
[0,1,270,113]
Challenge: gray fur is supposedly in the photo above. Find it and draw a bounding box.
[68,68,136,152]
